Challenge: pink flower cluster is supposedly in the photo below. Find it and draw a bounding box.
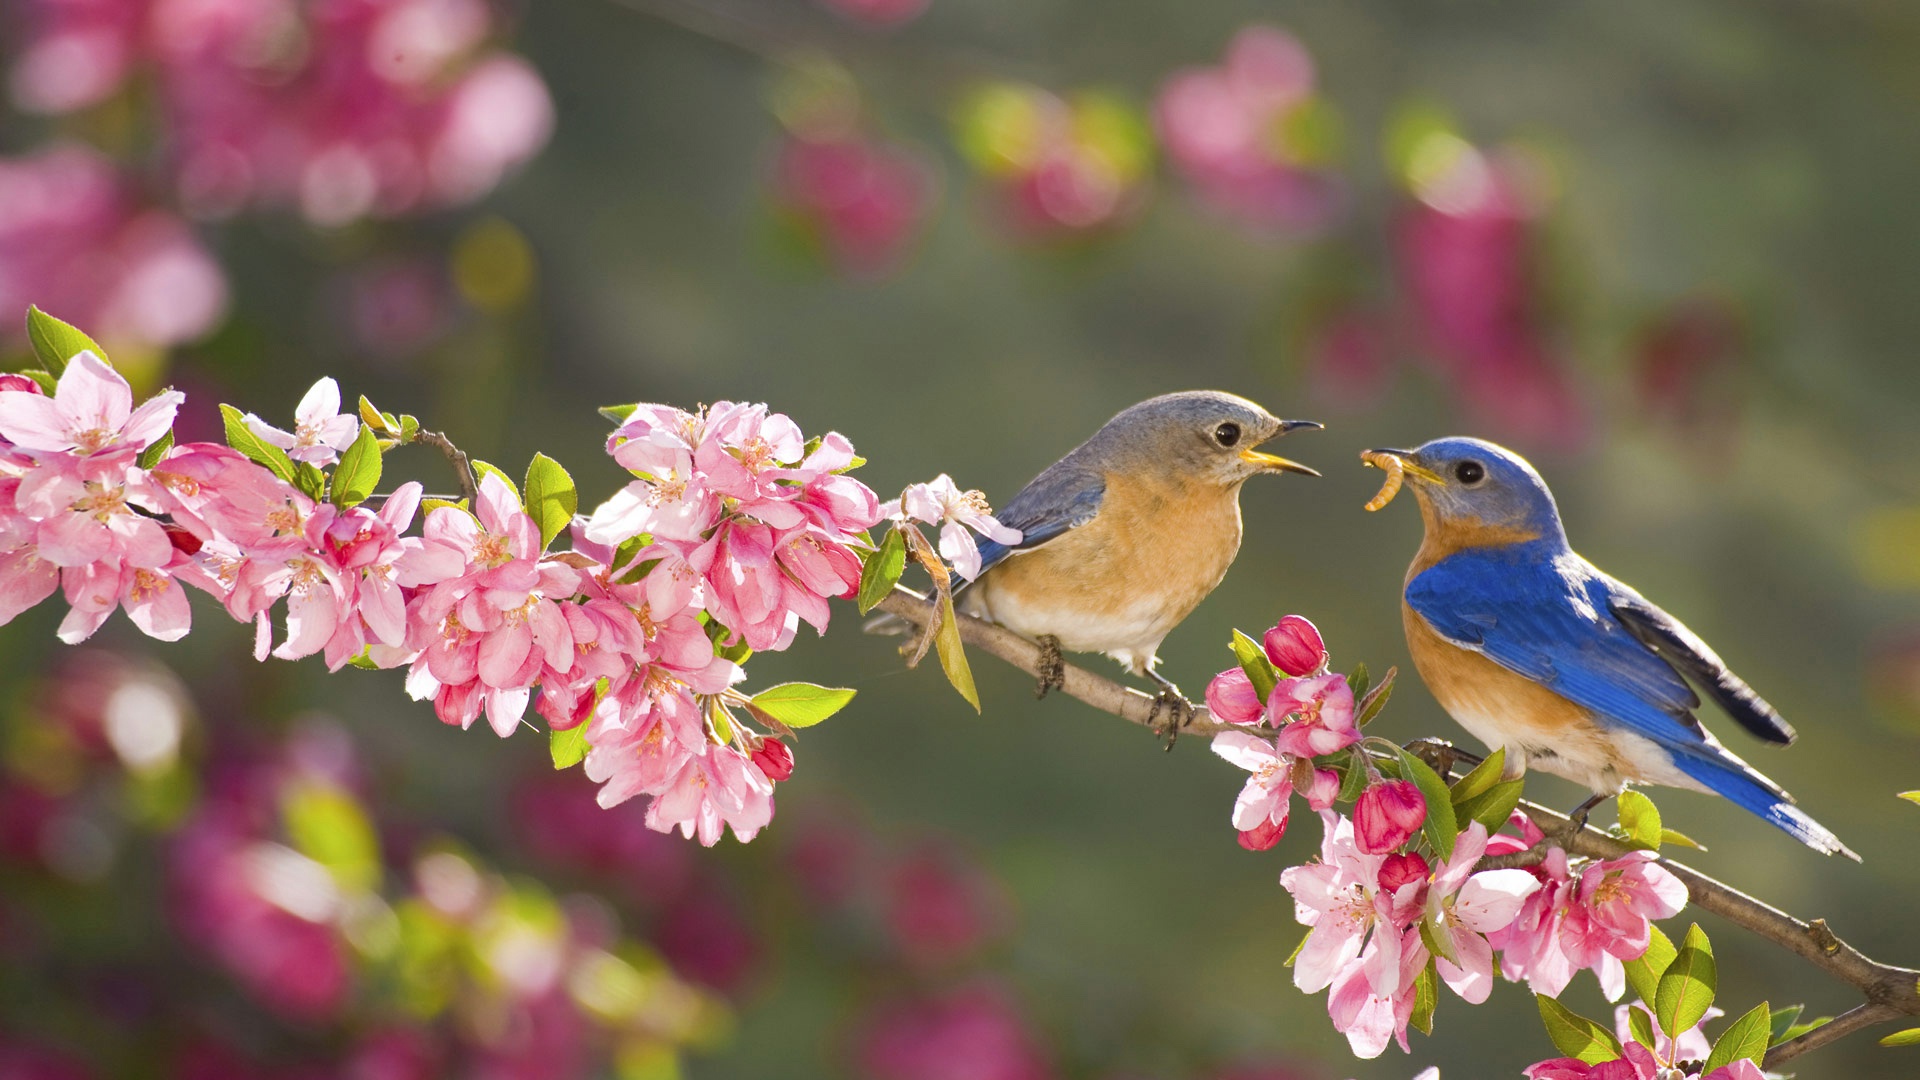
[0,345,883,847]
[10,0,553,225]
[1527,1047,1763,1080]
[1154,25,1344,230]
[772,134,937,276]
[955,84,1154,239]
[0,145,228,352]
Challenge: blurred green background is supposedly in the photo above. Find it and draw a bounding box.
[4,1,1920,1077]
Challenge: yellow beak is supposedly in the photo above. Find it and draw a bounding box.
[1362,448,1444,485]
[1241,447,1321,477]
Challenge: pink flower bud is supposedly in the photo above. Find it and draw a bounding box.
[0,373,43,395]
[1353,779,1426,854]
[1262,615,1326,677]
[1236,817,1286,851]
[751,738,795,782]
[1204,666,1264,725]
[1377,851,1431,894]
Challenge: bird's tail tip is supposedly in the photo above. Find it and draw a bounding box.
[1768,801,1859,862]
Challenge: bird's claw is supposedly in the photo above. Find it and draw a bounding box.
[1034,635,1066,699]
[1147,686,1195,751]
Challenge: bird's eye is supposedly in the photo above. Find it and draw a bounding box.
[1455,460,1486,485]
[1214,422,1241,447]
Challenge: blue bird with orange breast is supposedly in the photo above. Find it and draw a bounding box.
[956,391,1321,708]
[1364,436,1855,859]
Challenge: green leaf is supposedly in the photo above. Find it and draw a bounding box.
[1336,748,1369,802]
[218,403,298,484]
[330,425,383,508]
[1229,630,1278,700]
[422,497,470,515]
[550,723,590,770]
[136,429,174,469]
[358,395,391,434]
[1346,661,1371,701]
[293,461,326,501]
[748,682,857,728]
[1283,928,1310,967]
[522,453,577,551]
[1617,790,1662,850]
[18,369,56,394]
[1537,995,1624,1064]
[346,648,379,670]
[26,305,104,375]
[1409,957,1438,1036]
[1627,1005,1658,1052]
[1776,1015,1831,1044]
[1624,924,1678,1009]
[471,458,516,500]
[1655,927,1718,1040]
[1396,746,1459,861]
[1768,1005,1805,1046]
[1356,666,1395,727]
[934,591,979,712]
[1450,747,1507,805]
[856,526,908,614]
[1879,1028,1920,1047]
[1899,791,1920,807]
[1704,1001,1772,1072]
[281,781,380,893]
[1660,827,1706,851]
[399,414,420,443]
[1456,778,1526,834]
[600,402,639,424]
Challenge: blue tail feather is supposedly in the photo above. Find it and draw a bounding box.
[1673,754,1858,861]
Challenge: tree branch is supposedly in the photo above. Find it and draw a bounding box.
[872,585,1920,1065]
[414,429,478,505]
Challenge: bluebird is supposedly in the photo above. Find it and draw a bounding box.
[1367,437,1855,858]
[956,391,1321,710]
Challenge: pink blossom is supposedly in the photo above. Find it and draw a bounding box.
[1414,821,1541,1004]
[244,377,358,465]
[1211,731,1337,851]
[1324,927,1425,1058]
[1262,613,1327,676]
[1523,1046,1764,1080]
[55,548,201,643]
[852,982,1052,1080]
[772,134,935,275]
[0,349,180,458]
[1268,673,1360,757]
[1279,812,1413,1002]
[645,743,776,847]
[1353,779,1426,854]
[1560,850,1688,1001]
[1204,666,1264,725]
[815,0,929,27]
[882,473,1021,581]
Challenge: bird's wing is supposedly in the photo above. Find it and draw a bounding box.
[968,462,1106,579]
[1405,545,1713,753]
[1605,582,1796,745]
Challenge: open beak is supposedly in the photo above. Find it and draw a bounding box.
[1241,420,1323,477]
[1362,447,1444,485]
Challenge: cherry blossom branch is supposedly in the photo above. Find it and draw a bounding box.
[873,585,1920,1066]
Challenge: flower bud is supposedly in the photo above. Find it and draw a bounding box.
[0,373,44,395]
[1204,667,1264,725]
[1236,817,1286,852]
[751,737,795,782]
[1353,779,1426,854]
[1262,615,1326,677]
[1377,851,1431,894]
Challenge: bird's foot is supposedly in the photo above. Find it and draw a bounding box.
[1565,792,1608,834]
[1146,684,1195,752]
[1033,635,1065,700]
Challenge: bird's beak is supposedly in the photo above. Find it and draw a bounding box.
[1362,447,1444,485]
[1242,420,1322,476]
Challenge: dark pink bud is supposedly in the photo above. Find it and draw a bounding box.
[1353,779,1427,854]
[1377,851,1431,894]
[163,523,203,555]
[1262,615,1326,677]
[1236,817,1286,852]
[751,738,795,782]
[1204,667,1264,725]
[0,373,44,395]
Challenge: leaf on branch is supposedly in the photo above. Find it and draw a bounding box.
[358,395,393,434]
[599,402,639,424]
[1229,630,1278,700]
[1450,746,1507,804]
[1457,777,1525,834]
[1537,995,1624,1064]
[1410,956,1438,1035]
[550,723,590,770]
[1617,790,1662,850]
[934,590,979,712]
[330,426,383,508]
[1346,661,1370,701]
[1659,827,1706,851]
[1775,1014,1831,1045]
[523,453,577,551]
[748,683,857,728]
[1396,745,1458,861]
[1627,1004,1658,1052]
[1898,791,1920,807]
[137,430,174,469]
[1356,666,1396,727]
[219,403,298,484]
[1624,924,1678,1008]
[1655,925,1717,1040]
[1878,1027,1920,1048]
[470,459,517,500]
[856,526,907,614]
[26,305,104,376]
[1703,1001,1771,1072]
[422,497,470,515]
[19,369,56,394]
[399,414,420,443]
[293,461,326,502]
[1767,1005,1805,1046]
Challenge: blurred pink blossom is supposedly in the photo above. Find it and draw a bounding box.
[773,134,936,275]
[853,982,1053,1080]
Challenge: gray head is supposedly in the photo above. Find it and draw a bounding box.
[1086,391,1321,486]
[1368,436,1566,544]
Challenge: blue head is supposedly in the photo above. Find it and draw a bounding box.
[1368,437,1567,548]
